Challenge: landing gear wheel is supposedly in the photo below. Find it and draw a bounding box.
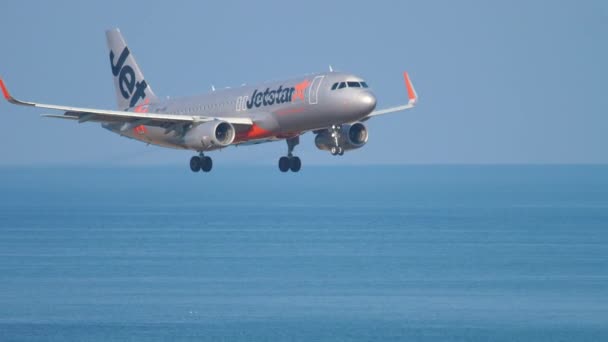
[289,156,301,172]
[201,156,213,172]
[190,156,201,172]
[338,148,344,156]
[280,137,302,173]
[279,156,290,172]
[330,146,338,156]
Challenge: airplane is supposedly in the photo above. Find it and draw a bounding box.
[0,28,418,173]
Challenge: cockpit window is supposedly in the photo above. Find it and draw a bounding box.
[331,81,369,91]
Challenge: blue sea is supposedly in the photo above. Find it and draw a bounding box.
[0,165,607,341]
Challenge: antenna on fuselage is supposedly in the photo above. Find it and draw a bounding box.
[329,65,334,72]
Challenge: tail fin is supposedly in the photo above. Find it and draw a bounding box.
[105,28,158,110]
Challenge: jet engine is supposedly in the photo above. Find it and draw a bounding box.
[183,120,236,150]
[315,122,368,152]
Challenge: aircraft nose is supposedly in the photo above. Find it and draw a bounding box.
[358,91,377,114]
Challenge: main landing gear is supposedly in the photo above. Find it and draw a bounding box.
[190,153,213,173]
[278,136,302,173]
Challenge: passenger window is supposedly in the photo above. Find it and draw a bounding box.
[347,81,361,88]
[331,83,339,90]
[338,82,346,89]
[361,82,369,88]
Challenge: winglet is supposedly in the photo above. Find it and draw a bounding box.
[403,72,418,106]
[0,78,35,107]
[0,78,12,101]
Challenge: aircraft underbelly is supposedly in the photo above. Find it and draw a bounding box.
[274,108,361,134]
[104,124,186,149]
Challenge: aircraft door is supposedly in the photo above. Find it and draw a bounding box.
[308,75,324,105]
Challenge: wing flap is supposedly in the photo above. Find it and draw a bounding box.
[41,114,80,120]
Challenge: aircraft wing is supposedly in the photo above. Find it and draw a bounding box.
[0,78,253,127]
[366,72,418,118]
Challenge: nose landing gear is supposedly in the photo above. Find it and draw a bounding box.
[330,146,344,156]
[329,125,344,156]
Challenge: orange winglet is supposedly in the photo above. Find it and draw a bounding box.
[0,78,11,100]
[403,72,417,102]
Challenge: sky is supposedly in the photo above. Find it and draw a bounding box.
[0,0,606,165]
